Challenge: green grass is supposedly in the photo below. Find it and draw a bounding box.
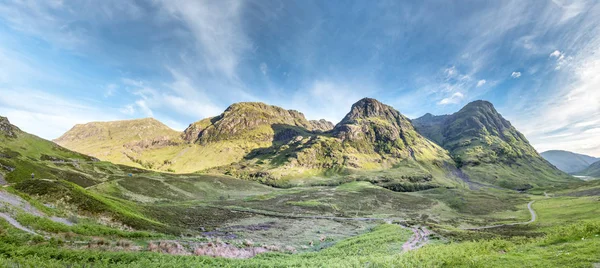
[0,221,598,267]
[533,196,600,229]
[14,213,161,238]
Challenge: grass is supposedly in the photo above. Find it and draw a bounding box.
[14,213,161,238]
[0,221,598,267]
[533,196,600,229]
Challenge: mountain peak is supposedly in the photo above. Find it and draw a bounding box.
[339,98,400,124]
[460,100,496,113]
[184,102,320,144]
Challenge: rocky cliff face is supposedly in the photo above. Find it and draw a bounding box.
[309,119,334,132]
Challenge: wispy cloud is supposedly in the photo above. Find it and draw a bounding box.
[511,72,522,78]
[476,80,487,87]
[156,0,249,79]
[438,92,464,105]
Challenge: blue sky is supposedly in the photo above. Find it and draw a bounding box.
[0,0,599,156]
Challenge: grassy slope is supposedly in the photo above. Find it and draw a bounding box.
[576,160,600,178]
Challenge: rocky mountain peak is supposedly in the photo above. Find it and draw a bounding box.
[339,98,400,124]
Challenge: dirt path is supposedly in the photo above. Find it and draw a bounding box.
[0,212,37,235]
[465,200,537,230]
[402,226,431,251]
[0,190,73,226]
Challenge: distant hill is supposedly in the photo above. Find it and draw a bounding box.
[540,150,599,174]
[413,100,573,190]
[576,160,600,178]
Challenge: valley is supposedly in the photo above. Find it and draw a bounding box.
[0,98,599,267]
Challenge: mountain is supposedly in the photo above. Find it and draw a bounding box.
[413,100,573,190]
[332,98,450,161]
[540,150,599,174]
[56,103,335,173]
[182,102,333,144]
[215,98,457,187]
[55,118,183,171]
[576,160,600,178]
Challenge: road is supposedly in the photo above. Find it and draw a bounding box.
[465,200,538,230]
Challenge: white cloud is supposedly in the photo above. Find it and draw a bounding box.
[511,72,522,78]
[438,92,464,105]
[476,79,487,87]
[549,50,572,70]
[550,50,562,58]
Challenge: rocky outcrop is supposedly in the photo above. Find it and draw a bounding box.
[309,119,334,132]
[183,102,322,144]
[0,116,20,138]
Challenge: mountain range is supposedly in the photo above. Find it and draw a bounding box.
[53,98,573,190]
[540,150,600,174]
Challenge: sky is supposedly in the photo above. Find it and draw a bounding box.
[0,0,599,156]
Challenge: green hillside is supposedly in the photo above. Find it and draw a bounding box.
[413,101,574,190]
[576,160,600,178]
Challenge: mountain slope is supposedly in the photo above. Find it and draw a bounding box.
[413,100,573,189]
[540,150,599,174]
[55,118,183,171]
[576,160,600,178]
[1,116,101,185]
[215,98,458,187]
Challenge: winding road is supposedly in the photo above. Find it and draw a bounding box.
[465,199,539,230]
